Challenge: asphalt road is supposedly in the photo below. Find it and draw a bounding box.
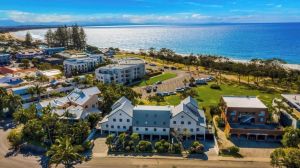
[77,157,272,168]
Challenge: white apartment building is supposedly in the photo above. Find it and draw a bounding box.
[64,54,103,77]
[98,96,206,140]
[95,57,145,85]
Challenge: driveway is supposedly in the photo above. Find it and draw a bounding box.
[0,119,41,168]
[92,135,108,158]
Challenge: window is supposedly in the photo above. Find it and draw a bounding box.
[196,128,199,131]
[92,104,95,108]
[111,125,114,128]
[154,114,157,117]
[181,121,184,125]
[188,121,191,125]
[119,113,122,116]
[154,128,157,132]
[190,129,193,132]
[123,126,126,129]
[181,115,184,118]
[163,122,166,125]
[163,129,166,132]
[136,128,139,131]
[127,119,130,122]
[173,121,176,124]
[106,124,108,128]
[113,118,116,122]
[117,126,120,129]
[145,128,148,131]
[85,105,88,109]
[153,121,157,125]
[119,119,122,122]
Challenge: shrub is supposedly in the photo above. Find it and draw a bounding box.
[190,141,205,154]
[137,140,152,152]
[172,143,182,154]
[7,128,23,149]
[228,146,240,154]
[210,83,221,90]
[155,139,170,153]
[209,105,221,116]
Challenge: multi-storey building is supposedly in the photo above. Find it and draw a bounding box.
[99,96,206,140]
[95,58,145,85]
[63,55,103,77]
[0,54,10,65]
[221,96,283,141]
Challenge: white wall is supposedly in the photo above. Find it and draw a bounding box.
[171,112,205,135]
[132,126,170,136]
[101,109,132,132]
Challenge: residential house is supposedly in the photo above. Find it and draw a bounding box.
[0,76,24,88]
[16,49,43,59]
[37,87,101,119]
[43,47,65,55]
[221,96,283,141]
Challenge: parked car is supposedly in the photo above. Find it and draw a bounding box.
[195,78,207,85]
[146,86,152,93]
[150,63,157,66]
[155,81,162,85]
[169,91,177,95]
[164,66,170,69]
[176,87,185,92]
[171,67,177,70]
[153,86,158,92]
[206,76,214,81]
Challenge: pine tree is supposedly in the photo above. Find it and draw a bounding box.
[25,32,33,47]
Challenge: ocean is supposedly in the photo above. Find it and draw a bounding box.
[11,23,300,64]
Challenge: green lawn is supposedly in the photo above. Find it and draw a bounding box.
[138,72,177,86]
[146,83,281,108]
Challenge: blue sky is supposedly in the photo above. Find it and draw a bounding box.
[0,0,300,25]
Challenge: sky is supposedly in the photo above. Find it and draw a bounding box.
[0,0,300,26]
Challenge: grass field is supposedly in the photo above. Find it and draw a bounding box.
[162,83,280,107]
[138,72,177,86]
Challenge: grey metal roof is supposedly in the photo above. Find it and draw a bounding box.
[222,96,267,109]
[132,105,172,128]
[67,87,100,106]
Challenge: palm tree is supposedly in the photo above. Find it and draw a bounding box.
[130,133,140,152]
[47,136,84,168]
[183,78,188,87]
[33,84,46,101]
[106,134,114,151]
[27,87,36,102]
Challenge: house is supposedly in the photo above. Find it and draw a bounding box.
[37,87,101,120]
[221,96,283,141]
[0,67,37,77]
[0,54,10,65]
[99,96,207,140]
[99,97,134,134]
[0,76,23,88]
[63,55,103,77]
[280,94,300,129]
[171,97,206,140]
[9,85,35,103]
[95,57,145,85]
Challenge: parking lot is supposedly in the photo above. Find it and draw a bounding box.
[134,70,210,98]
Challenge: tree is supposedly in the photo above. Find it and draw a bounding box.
[106,134,114,151]
[155,139,170,153]
[189,77,195,85]
[24,32,33,46]
[183,78,188,87]
[29,84,46,102]
[13,105,36,124]
[137,140,152,152]
[85,113,102,129]
[7,127,23,150]
[20,59,30,69]
[130,133,140,152]
[281,127,300,148]
[45,29,54,47]
[270,148,285,168]
[47,136,84,168]
[4,94,22,115]
[180,89,197,99]
[22,119,45,142]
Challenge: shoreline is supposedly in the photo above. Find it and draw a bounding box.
[6,32,300,70]
[120,49,300,71]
